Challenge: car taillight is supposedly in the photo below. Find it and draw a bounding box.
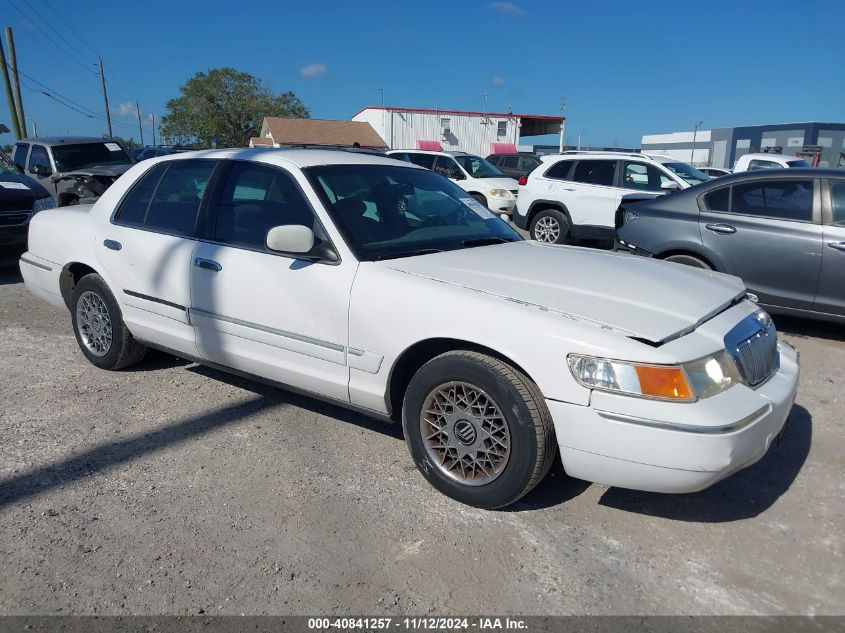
[518,175,528,186]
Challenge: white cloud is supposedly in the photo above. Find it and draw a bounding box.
[488,2,524,15]
[492,76,505,86]
[299,63,327,78]
[117,101,137,116]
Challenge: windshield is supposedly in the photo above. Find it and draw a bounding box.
[453,155,504,178]
[305,164,520,261]
[0,150,19,175]
[787,159,811,168]
[52,142,130,172]
[663,162,710,186]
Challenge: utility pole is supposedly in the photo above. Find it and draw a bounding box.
[691,121,703,165]
[135,101,144,146]
[5,27,26,139]
[32,120,36,136]
[98,56,113,138]
[558,98,566,153]
[0,35,21,139]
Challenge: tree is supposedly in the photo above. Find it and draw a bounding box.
[160,68,309,148]
[109,135,138,150]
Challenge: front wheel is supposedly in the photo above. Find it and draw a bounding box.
[70,273,147,370]
[402,351,556,509]
[663,254,712,269]
[530,208,570,244]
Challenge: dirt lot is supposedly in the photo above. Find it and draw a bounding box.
[0,264,843,616]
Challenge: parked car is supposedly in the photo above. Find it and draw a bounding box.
[131,147,189,162]
[485,153,541,179]
[20,149,798,508]
[733,153,811,172]
[513,151,710,244]
[1,148,56,260]
[700,167,731,178]
[616,169,845,323]
[11,137,133,206]
[386,150,518,215]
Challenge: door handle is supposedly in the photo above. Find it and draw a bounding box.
[705,223,737,235]
[828,241,845,253]
[103,239,122,251]
[193,257,222,272]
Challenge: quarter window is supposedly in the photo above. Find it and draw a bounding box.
[831,181,845,226]
[703,187,730,211]
[27,145,50,172]
[544,160,574,180]
[730,179,814,222]
[114,163,169,226]
[518,156,539,172]
[571,160,616,187]
[213,162,315,249]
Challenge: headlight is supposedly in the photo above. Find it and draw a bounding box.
[568,350,742,402]
[488,188,510,197]
[32,196,57,213]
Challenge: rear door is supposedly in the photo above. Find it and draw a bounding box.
[95,159,220,355]
[698,178,822,310]
[565,159,620,229]
[815,179,845,316]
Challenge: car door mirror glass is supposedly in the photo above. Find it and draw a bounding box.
[266,225,315,254]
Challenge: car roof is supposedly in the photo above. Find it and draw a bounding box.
[739,153,803,161]
[386,149,473,157]
[150,147,421,169]
[704,167,843,184]
[18,136,122,146]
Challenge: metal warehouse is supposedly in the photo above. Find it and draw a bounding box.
[642,121,845,169]
[352,106,564,156]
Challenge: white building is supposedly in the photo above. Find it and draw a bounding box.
[640,130,711,166]
[351,106,564,156]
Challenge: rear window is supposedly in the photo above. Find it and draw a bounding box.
[787,159,811,168]
[729,179,813,222]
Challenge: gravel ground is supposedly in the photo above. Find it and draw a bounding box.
[0,264,842,616]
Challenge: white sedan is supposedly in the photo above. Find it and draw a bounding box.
[19,149,799,509]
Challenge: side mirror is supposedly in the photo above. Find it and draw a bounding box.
[266,225,339,262]
[31,164,53,177]
[660,181,680,191]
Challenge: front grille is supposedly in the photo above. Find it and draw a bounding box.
[736,327,778,386]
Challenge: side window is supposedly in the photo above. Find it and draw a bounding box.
[572,160,616,187]
[623,162,671,192]
[748,159,782,171]
[501,156,519,169]
[486,156,500,166]
[12,144,28,170]
[730,179,813,222]
[27,145,51,172]
[214,162,315,249]
[407,153,435,170]
[519,156,538,172]
[433,156,461,179]
[389,153,410,163]
[144,161,216,235]
[830,181,845,226]
[544,160,573,180]
[703,187,730,211]
[114,163,169,226]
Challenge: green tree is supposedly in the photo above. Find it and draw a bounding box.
[109,135,138,150]
[160,68,309,148]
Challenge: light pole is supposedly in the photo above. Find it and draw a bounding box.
[378,88,385,143]
[691,120,703,165]
[577,130,585,150]
[558,98,566,153]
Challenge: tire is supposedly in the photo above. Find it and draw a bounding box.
[529,208,570,244]
[402,351,556,509]
[663,254,712,270]
[471,193,488,208]
[70,273,147,370]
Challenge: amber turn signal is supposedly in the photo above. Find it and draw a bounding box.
[634,365,694,401]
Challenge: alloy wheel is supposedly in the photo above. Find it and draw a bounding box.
[75,291,113,357]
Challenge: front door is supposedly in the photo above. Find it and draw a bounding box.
[95,159,219,356]
[699,178,822,310]
[25,144,57,196]
[815,179,845,316]
[190,160,355,402]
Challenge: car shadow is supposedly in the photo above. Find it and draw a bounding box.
[596,404,811,523]
[774,315,845,343]
[0,264,23,285]
[507,455,592,511]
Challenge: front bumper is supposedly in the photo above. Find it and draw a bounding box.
[489,196,516,215]
[512,208,528,229]
[548,344,799,493]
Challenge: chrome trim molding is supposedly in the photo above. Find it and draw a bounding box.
[19,257,52,272]
[595,403,772,435]
[123,289,186,312]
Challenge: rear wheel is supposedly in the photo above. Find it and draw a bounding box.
[663,254,712,269]
[530,208,570,244]
[70,274,147,370]
[402,351,556,509]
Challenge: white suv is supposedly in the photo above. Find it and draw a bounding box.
[513,152,709,243]
[387,150,518,215]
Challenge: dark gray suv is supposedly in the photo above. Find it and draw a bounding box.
[616,169,845,323]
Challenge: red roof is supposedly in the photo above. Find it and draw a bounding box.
[352,106,564,122]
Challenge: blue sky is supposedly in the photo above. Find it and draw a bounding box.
[2,0,844,148]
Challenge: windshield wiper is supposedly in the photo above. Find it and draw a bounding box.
[461,237,514,247]
[376,248,443,261]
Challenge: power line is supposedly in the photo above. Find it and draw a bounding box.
[21,0,95,68]
[42,0,100,56]
[6,62,99,117]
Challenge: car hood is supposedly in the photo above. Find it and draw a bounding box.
[0,173,50,210]
[56,163,132,178]
[379,241,746,343]
[473,176,519,190]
